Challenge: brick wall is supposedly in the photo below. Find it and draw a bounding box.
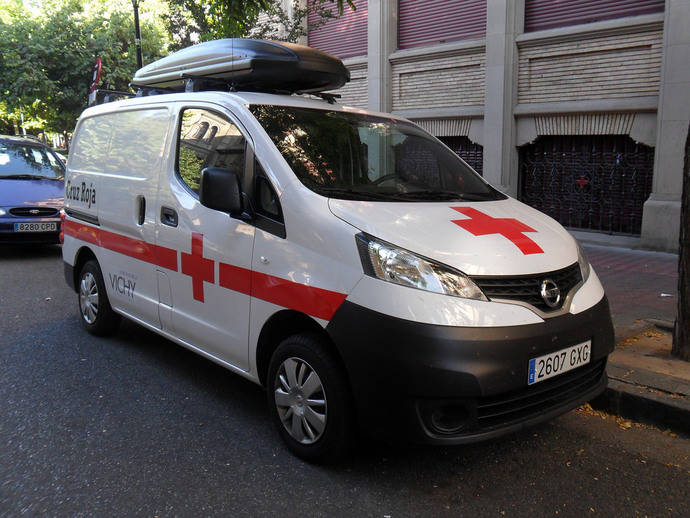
[518,28,663,104]
[337,63,368,108]
[391,50,485,110]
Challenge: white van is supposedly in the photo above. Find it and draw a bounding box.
[62,40,614,462]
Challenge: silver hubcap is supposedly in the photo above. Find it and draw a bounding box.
[79,272,99,325]
[274,357,327,444]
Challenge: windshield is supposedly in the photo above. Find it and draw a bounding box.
[250,105,503,202]
[0,141,65,180]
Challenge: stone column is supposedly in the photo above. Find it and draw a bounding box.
[482,0,524,195]
[641,0,690,252]
[367,0,396,112]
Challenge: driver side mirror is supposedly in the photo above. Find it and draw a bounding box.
[199,167,243,216]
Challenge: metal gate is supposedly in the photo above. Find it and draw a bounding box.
[439,136,484,175]
[519,135,654,235]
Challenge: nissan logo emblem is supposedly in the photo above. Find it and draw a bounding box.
[540,279,561,308]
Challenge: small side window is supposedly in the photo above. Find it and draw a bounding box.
[177,108,246,195]
[254,161,282,221]
[253,160,285,238]
[256,178,281,219]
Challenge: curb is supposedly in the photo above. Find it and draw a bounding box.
[591,379,690,436]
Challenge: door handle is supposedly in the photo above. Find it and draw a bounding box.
[160,206,178,227]
[136,195,146,225]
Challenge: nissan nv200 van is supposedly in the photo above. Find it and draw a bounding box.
[62,39,615,462]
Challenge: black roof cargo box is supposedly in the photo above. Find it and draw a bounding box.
[132,39,350,93]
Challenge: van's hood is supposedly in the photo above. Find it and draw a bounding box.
[329,197,578,276]
[0,178,64,207]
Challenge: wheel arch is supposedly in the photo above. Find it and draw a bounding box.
[70,246,99,292]
[255,309,350,388]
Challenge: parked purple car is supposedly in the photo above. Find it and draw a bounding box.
[0,136,65,244]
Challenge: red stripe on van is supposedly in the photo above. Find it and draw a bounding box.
[63,219,178,271]
[65,218,347,320]
[218,261,346,320]
[63,219,99,245]
[219,262,252,295]
[251,271,347,321]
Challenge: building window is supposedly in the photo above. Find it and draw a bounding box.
[524,0,664,33]
[519,135,654,235]
[438,136,483,176]
[398,0,487,50]
[307,0,368,59]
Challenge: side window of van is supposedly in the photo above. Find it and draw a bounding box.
[177,108,246,195]
[253,160,285,238]
[254,159,282,221]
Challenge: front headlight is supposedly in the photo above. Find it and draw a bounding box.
[0,208,6,216]
[355,233,487,301]
[576,240,591,282]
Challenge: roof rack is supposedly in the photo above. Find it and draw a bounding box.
[129,83,178,96]
[87,89,136,106]
[128,76,341,104]
[88,81,341,107]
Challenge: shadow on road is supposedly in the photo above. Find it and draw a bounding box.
[0,244,62,260]
[105,317,560,469]
[114,318,268,421]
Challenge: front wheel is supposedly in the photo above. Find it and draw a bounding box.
[267,333,354,462]
[78,259,120,336]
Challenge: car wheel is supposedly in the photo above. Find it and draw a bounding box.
[267,333,354,463]
[78,260,120,336]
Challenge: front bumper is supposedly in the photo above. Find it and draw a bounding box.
[325,295,615,444]
[0,217,61,244]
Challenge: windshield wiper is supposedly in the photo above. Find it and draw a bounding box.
[314,187,398,201]
[1,174,58,180]
[392,190,496,201]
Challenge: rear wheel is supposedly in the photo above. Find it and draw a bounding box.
[267,333,353,462]
[78,260,120,336]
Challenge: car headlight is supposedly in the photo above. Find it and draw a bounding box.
[355,233,487,300]
[0,208,6,216]
[576,240,591,282]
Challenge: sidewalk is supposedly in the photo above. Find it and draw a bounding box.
[580,240,690,435]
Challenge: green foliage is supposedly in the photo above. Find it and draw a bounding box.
[206,0,273,40]
[0,0,171,134]
[165,0,354,47]
[0,0,356,134]
[249,0,340,43]
[178,146,203,192]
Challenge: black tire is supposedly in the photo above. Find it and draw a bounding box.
[77,260,120,336]
[267,333,354,463]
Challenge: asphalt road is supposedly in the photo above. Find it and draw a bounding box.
[1,245,689,517]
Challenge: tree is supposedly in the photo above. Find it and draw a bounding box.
[0,0,171,136]
[163,0,353,47]
[673,123,690,361]
[249,0,340,43]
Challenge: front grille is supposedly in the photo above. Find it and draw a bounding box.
[9,207,59,217]
[476,359,606,431]
[473,262,582,312]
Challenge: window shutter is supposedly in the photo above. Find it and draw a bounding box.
[398,0,487,50]
[307,0,368,58]
[525,0,664,33]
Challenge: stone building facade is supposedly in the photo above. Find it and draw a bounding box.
[301,0,690,252]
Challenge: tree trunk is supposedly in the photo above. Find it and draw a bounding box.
[673,123,690,361]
